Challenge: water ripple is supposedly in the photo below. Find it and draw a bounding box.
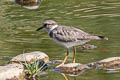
[80,14,120,18]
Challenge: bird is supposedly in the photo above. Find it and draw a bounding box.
[36,20,108,67]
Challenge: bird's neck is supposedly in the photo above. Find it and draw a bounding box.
[48,25,58,34]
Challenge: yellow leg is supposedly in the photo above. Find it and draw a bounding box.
[73,46,76,63]
[74,76,76,80]
[56,49,69,68]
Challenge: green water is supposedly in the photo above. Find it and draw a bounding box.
[0,0,120,80]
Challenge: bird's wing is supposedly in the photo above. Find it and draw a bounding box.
[51,26,91,42]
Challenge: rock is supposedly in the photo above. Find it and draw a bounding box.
[55,63,90,76]
[14,0,40,9]
[77,44,97,51]
[0,64,25,80]
[11,51,49,63]
[88,57,120,70]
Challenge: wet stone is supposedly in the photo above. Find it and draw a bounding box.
[11,51,49,63]
[14,0,40,9]
[77,44,97,51]
[55,63,90,76]
[88,57,120,70]
[0,64,25,80]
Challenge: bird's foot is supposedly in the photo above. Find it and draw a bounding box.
[56,63,64,68]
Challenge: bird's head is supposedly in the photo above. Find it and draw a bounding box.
[36,20,58,33]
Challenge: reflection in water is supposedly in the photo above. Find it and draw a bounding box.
[61,73,76,80]
[15,0,41,9]
[62,73,69,80]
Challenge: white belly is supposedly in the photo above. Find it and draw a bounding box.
[52,38,90,48]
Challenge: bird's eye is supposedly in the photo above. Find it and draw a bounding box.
[44,24,47,26]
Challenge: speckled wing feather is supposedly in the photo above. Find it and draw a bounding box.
[50,26,96,42]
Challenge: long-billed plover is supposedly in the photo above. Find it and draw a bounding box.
[36,20,108,67]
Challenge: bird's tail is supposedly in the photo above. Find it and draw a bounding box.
[88,35,108,40]
[97,36,108,40]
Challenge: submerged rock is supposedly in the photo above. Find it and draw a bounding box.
[77,44,97,51]
[88,57,120,70]
[15,0,41,9]
[55,63,90,76]
[0,56,13,60]
[11,51,49,63]
[0,64,25,80]
[47,60,63,64]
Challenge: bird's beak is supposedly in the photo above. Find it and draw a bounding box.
[36,25,45,31]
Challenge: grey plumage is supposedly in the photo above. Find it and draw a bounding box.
[49,26,107,42]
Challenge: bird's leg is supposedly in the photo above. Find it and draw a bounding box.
[56,49,69,68]
[73,46,76,63]
[74,76,76,80]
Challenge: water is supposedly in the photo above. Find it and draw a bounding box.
[0,0,120,80]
